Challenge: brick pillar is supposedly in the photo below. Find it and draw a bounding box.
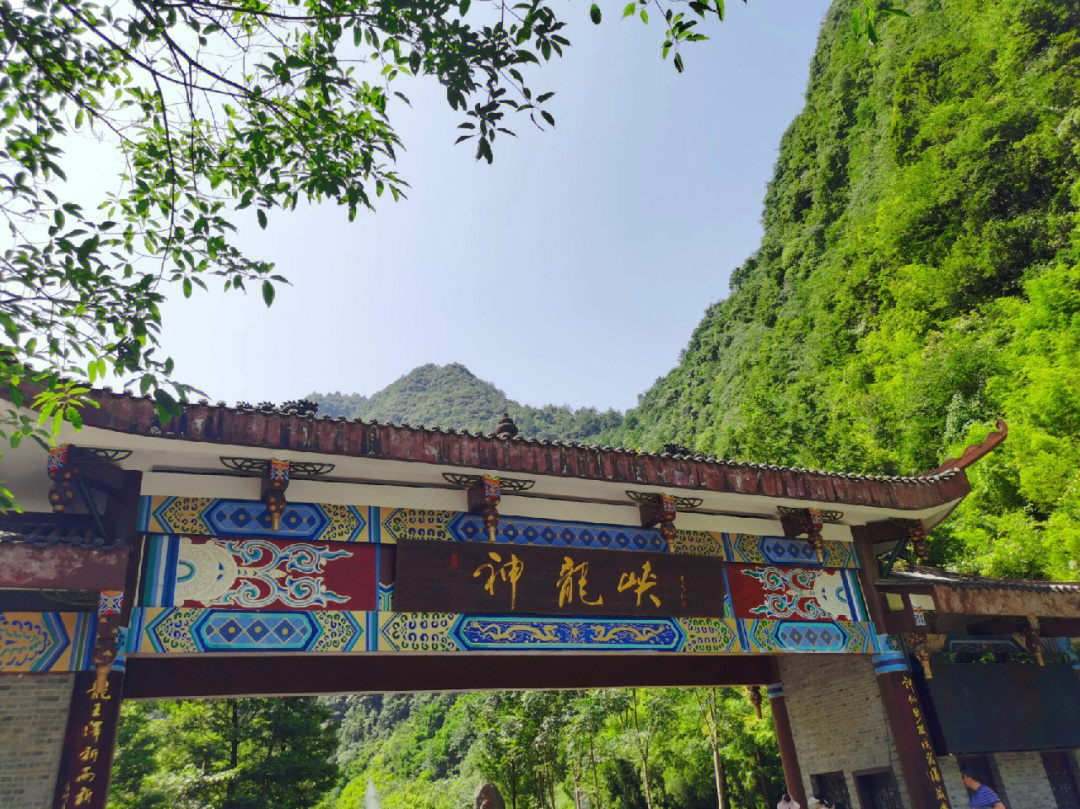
[52,670,124,809]
[0,674,75,809]
[873,639,951,809]
[767,683,808,807]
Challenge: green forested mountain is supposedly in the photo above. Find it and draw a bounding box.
[308,363,623,443]
[603,0,1080,581]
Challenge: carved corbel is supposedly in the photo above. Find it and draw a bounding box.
[805,508,825,563]
[443,474,534,542]
[93,589,124,694]
[628,491,702,542]
[907,520,931,564]
[261,459,291,532]
[746,685,763,719]
[1024,615,1045,666]
[640,494,678,543]
[779,507,827,563]
[47,445,80,512]
[468,475,502,543]
[906,633,933,679]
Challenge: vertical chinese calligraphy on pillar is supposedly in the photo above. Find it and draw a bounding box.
[53,670,124,809]
[872,638,951,809]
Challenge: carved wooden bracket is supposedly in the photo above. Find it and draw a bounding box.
[907,520,931,563]
[261,459,291,532]
[93,590,124,693]
[638,493,678,542]
[47,445,80,513]
[906,633,933,679]
[746,685,763,719]
[468,475,502,543]
[1024,615,1045,666]
[442,473,534,544]
[628,491,700,542]
[779,507,827,563]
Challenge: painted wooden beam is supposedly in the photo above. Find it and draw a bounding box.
[0,543,129,590]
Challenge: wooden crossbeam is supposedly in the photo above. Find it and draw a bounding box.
[124,653,780,698]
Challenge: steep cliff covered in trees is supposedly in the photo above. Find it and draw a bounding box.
[607,0,1080,580]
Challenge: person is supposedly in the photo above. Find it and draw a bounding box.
[961,773,1006,809]
[778,794,801,809]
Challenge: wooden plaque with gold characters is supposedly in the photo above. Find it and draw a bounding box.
[393,539,727,617]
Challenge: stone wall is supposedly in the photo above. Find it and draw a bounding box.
[0,674,73,809]
[779,655,911,809]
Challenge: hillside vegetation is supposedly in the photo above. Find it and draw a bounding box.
[605,0,1080,580]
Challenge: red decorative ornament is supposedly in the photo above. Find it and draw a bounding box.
[805,508,825,564]
[47,445,79,512]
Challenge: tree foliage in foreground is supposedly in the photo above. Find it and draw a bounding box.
[111,689,783,809]
[109,698,338,809]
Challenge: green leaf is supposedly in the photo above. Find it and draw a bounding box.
[183,278,193,298]
[590,3,601,24]
[623,3,635,17]
[477,137,493,164]
[674,53,684,73]
[460,0,471,13]
[257,209,268,229]
[262,280,275,306]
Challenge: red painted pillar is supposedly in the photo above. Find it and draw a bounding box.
[54,469,143,809]
[852,528,951,809]
[53,670,125,809]
[767,683,808,807]
[873,642,951,809]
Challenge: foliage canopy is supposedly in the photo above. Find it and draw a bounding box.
[111,689,784,809]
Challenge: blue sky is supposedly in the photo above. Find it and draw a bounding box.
[153,2,830,412]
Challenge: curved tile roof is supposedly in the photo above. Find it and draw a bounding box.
[71,388,972,511]
[880,568,1080,594]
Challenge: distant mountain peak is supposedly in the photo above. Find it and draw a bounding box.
[306,363,623,443]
